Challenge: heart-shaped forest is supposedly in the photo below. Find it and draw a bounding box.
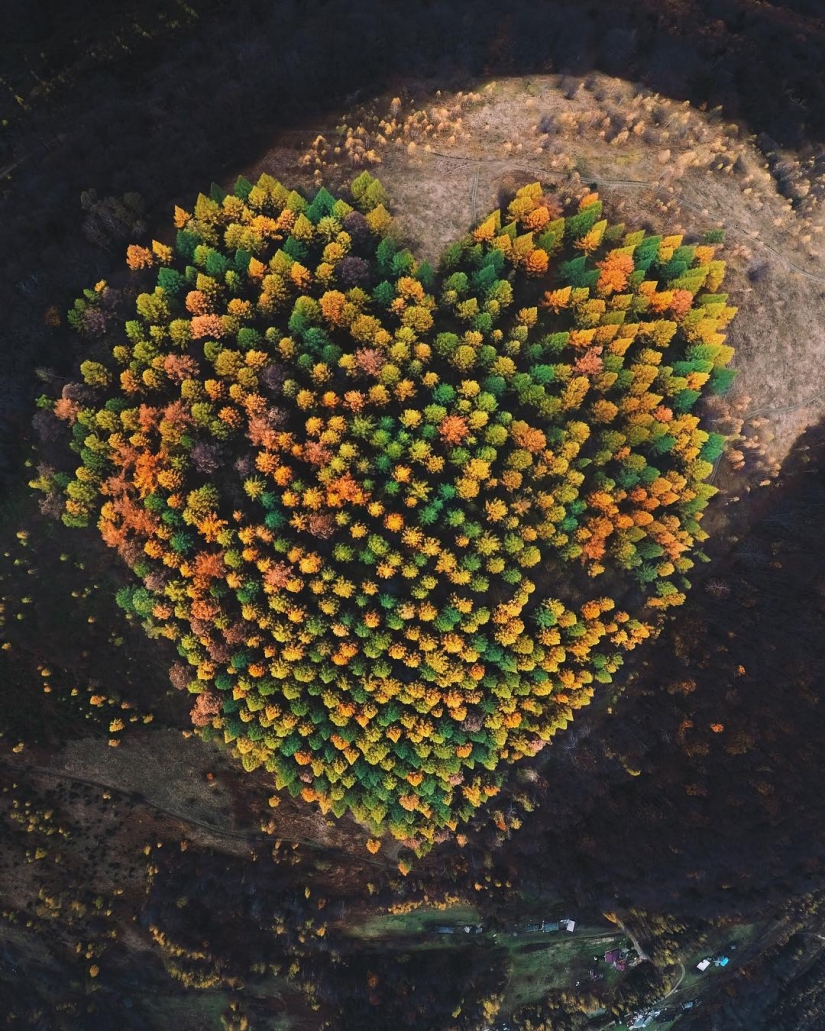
[33,173,736,854]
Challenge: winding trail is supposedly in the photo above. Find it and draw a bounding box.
[662,961,686,1000]
[613,917,652,963]
[708,387,825,485]
[743,391,825,420]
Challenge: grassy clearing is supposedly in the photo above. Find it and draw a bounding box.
[137,986,299,1031]
[347,904,627,1013]
[679,921,763,993]
[318,72,825,465]
[348,904,482,939]
[135,989,233,1031]
[499,928,623,1009]
[612,922,768,1031]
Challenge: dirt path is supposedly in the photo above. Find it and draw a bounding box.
[662,962,686,1000]
[615,919,652,963]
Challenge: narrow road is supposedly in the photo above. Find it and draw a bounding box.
[616,918,652,963]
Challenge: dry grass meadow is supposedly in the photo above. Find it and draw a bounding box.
[251,73,825,471]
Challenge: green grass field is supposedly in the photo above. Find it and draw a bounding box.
[679,920,763,993]
[500,927,624,1009]
[347,904,483,939]
[347,902,626,1011]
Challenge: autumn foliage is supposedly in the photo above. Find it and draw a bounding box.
[37,174,736,848]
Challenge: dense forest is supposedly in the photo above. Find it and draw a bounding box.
[34,173,734,853]
[2,2,825,1029]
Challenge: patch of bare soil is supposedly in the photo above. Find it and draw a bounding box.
[59,729,236,832]
[249,73,825,468]
[32,728,396,880]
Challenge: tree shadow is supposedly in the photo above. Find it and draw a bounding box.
[487,415,825,920]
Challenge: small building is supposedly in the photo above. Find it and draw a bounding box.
[524,923,541,933]
[435,926,455,935]
[541,921,560,933]
[714,955,730,967]
[682,1000,696,1011]
[696,958,712,972]
[604,948,629,970]
[560,918,576,932]
[628,1011,660,1029]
